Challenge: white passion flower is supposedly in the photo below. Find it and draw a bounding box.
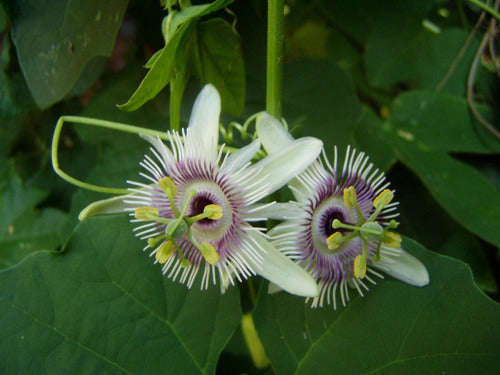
[257,114,429,309]
[80,85,322,297]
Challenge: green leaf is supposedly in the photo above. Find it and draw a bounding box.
[253,237,500,375]
[0,208,67,270]
[190,18,246,116]
[119,0,235,113]
[9,0,128,109]
[317,0,432,46]
[356,91,500,246]
[118,20,193,112]
[0,160,67,269]
[366,28,478,94]
[0,215,242,374]
[0,160,47,235]
[393,143,500,247]
[363,0,434,88]
[168,0,234,34]
[379,91,500,246]
[392,165,497,293]
[353,106,397,171]
[282,59,363,152]
[389,91,499,153]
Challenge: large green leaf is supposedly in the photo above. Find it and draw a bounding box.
[355,91,500,246]
[393,143,500,247]
[317,0,432,47]
[0,215,242,374]
[0,208,67,270]
[366,28,478,94]
[9,0,128,109]
[0,160,47,235]
[353,106,397,171]
[253,237,500,375]
[391,164,497,293]
[389,91,499,153]
[0,160,67,269]
[282,59,363,152]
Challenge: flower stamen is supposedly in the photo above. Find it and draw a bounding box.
[327,232,344,250]
[134,206,159,221]
[159,177,180,217]
[155,241,175,264]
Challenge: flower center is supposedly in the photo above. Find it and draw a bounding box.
[190,195,215,224]
[322,210,350,238]
[311,196,357,255]
[183,180,233,241]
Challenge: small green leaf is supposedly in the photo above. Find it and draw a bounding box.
[118,21,193,112]
[119,0,235,113]
[0,215,242,374]
[253,237,500,375]
[169,0,234,33]
[9,0,127,109]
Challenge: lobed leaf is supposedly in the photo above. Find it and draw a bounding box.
[0,215,242,374]
[253,237,500,375]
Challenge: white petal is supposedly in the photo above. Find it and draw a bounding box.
[221,139,261,174]
[373,248,430,287]
[247,231,319,297]
[256,112,294,153]
[267,282,283,294]
[244,202,302,221]
[78,195,130,221]
[141,134,176,165]
[288,160,328,203]
[248,137,323,196]
[187,84,221,160]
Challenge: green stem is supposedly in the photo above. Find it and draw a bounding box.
[468,0,500,20]
[266,0,284,118]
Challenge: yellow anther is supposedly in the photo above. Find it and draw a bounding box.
[382,231,402,248]
[158,176,178,197]
[199,242,219,265]
[135,206,159,220]
[373,189,394,209]
[155,241,175,264]
[327,232,344,250]
[354,254,367,279]
[343,186,357,208]
[203,204,223,220]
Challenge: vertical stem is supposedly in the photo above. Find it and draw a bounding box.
[266,0,284,118]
